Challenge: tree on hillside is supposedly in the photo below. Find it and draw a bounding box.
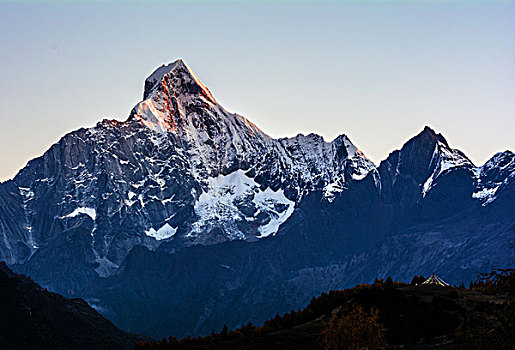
[321,304,386,350]
[410,275,426,285]
[221,324,228,337]
[457,269,515,349]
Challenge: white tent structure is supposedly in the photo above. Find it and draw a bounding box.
[421,274,450,287]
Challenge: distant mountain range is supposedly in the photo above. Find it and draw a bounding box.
[1,59,513,337]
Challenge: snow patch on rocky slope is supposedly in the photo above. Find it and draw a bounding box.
[191,170,295,239]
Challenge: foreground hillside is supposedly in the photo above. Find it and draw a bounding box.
[136,271,514,350]
[0,262,145,350]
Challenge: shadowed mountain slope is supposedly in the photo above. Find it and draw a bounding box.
[0,263,146,350]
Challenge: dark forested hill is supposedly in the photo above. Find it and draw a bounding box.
[134,271,515,350]
[0,262,146,350]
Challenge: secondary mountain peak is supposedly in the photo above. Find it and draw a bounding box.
[416,126,449,147]
[378,126,475,200]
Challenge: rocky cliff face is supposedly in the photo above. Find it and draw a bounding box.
[1,59,513,337]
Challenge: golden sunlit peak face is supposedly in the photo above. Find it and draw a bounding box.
[181,60,217,105]
[144,59,217,105]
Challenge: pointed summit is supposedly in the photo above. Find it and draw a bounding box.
[143,59,216,103]
[388,127,450,175]
[130,59,220,133]
[379,126,474,200]
[144,59,189,92]
[389,126,455,174]
[414,126,449,148]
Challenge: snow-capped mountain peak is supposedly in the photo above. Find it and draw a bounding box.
[143,59,216,103]
[2,60,511,285]
[482,150,515,176]
[1,60,513,339]
[130,59,266,141]
[473,151,515,205]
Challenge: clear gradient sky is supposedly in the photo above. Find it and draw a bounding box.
[1,0,514,181]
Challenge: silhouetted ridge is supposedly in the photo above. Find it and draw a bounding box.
[134,270,515,349]
[0,262,146,350]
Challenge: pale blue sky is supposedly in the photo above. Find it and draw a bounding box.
[1,1,514,180]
